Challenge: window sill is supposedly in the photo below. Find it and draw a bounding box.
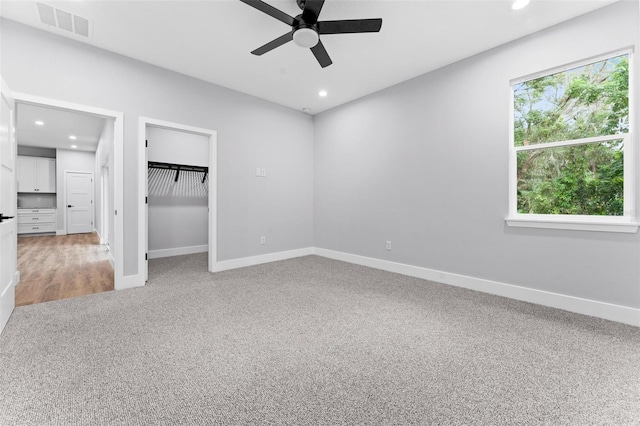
[505,216,639,233]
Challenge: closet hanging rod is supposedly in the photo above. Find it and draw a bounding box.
[148,161,209,183]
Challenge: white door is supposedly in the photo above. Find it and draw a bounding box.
[0,79,17,335]
[66,171,94,234]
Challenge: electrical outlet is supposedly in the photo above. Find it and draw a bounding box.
[385,240,392,251]
[261,168,266,177]
[260,236,266,245]
[256,168,261,177]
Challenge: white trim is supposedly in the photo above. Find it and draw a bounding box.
[313,248,640,327]
[514,133,627,152]
[148,245,208,259]
[13,92,125,291]
[14,271,20,287]
[139,117,218,284]
[211,248,314,272]
[505,216,639,233]
[118,274,145,291]
[56,230,66,236]
[511,47,633,85]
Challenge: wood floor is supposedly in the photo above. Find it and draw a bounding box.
[16,232,114,307]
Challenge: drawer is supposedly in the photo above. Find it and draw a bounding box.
[18,223,56,234]
[18,209,56,216]
[18,214,55,224]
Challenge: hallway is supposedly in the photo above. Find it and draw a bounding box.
[16,232,114,306]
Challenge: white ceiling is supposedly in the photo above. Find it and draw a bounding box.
[16,103,108,152]
[0,0,619,114]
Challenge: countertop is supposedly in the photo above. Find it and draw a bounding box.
[18,207,57,210]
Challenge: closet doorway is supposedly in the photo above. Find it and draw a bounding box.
[140,119,217,282]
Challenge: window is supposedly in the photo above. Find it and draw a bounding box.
[507,51,637,233]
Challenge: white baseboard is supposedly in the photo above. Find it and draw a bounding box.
[313,248,640,327]
[96,229,105,245]
[211,247,314,273]
[149,245,208,259]
[56,230,66,236]
[116,274,144,291]
[14,271,20,287]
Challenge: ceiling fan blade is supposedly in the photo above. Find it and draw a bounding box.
[251,31,294,55]
[301,0,325,24]
[239,0,295,26]
[318,18,383,34]
[310,40,332,68]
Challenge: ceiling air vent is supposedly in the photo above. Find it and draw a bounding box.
[36,2,90,37]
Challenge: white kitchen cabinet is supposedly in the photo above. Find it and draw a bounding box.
[17,156,56,193]
[17,209,57,234]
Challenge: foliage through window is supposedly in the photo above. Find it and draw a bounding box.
[512,53,630,217]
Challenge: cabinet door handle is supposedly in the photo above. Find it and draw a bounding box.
[67,205,74,208]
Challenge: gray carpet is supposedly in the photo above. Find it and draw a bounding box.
[0,254,638,425]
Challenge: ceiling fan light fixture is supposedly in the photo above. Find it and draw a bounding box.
[293,28,319,48]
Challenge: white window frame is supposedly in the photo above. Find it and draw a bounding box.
[506,49,638,233]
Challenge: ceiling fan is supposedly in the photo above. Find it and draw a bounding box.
[239,0,383,68]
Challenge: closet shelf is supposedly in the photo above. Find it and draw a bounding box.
[148,161,208,183]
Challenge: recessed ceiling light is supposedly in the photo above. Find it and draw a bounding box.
[318,90,327,97]
[302,107,311,113]
[70,145,78,149]
[35,120,44,126]
[512,0,530,10]
[69,135,77,140]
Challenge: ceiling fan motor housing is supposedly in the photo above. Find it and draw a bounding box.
[292,14,319,48]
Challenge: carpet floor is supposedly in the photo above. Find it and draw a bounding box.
[0,254,638,425]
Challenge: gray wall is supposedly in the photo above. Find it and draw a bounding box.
[147,126,209,253]
[1,19,315,275]
[314,2,640,308]
[56,149,95,232]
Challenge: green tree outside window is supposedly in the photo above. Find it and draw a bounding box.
[514,54,628,216]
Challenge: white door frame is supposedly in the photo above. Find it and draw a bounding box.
[100,163,110,247]
[64,170,95,234]
[138,117,217,281]
[13,92,125,290]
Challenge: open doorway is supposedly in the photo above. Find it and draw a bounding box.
[14,98,122,305]
[139,118,217,282]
